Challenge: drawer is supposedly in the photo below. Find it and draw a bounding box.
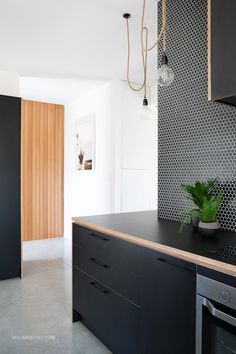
[73,245,141,305]
[140,247,196,275]
[73,223,140,274]
[73,223,111,253]
[73,267,140,354]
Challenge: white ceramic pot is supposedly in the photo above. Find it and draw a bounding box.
[198,220,220,236]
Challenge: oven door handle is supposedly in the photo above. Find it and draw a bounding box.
[203,297,236,328]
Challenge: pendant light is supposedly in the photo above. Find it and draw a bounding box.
[139,97,153,119]
[157,53,174,87]
[157,14,174,88]
[123,0,174,112]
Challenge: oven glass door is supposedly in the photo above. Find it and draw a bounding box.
[202,305,236,353]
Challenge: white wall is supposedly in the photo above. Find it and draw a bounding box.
[64,80,122,238]
[20,77,107,104]
[0,71,19,96]
[120,82,157,212]
[19,77,157,240]
[65,80,157,237]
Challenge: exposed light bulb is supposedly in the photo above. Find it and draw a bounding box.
[157,53,174,87]
[139,97,152,119]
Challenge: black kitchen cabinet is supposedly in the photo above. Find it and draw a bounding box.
[73,267,140,354]
[73,224,196,354]
[209,0,236,106]
[0,95,21,280]
[140,248,196,354]
[73,224,141,305]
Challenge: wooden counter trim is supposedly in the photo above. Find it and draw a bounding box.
[72,219,236,277]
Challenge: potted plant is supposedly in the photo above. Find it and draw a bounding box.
[180,178,223,236]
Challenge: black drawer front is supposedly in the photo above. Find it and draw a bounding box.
[73,245,140,305]
[140,247,196,274]
[73,223,140,274]
[73,267,140,354]
[73,223,111,253]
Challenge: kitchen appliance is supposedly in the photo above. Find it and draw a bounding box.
[196,274,236,353]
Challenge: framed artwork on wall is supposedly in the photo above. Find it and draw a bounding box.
[75,113,95,171]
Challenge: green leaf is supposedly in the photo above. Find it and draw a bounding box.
[180,178,223,227]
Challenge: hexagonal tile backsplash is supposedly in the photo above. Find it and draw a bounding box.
[158,0,236,231]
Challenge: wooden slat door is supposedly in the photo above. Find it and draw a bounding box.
[22,100,64,241]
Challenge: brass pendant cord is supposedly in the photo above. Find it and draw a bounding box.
[141,0,167,53]
[125,0,167,94]
[125,18,148,92]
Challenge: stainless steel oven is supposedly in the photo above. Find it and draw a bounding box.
[196,274,236,353]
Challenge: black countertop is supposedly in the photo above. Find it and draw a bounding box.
[73,210,236,274]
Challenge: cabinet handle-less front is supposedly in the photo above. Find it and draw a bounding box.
[203,297,236,327]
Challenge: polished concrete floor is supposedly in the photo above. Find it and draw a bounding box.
[0,237,111,354]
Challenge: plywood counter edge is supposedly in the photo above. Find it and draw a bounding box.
[72,219,236,277]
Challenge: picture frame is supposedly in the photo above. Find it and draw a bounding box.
[75,113,95,171]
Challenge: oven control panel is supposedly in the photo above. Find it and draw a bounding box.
[197,275,236,310]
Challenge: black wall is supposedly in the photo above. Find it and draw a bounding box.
[158,0,236,232]
[0,95,21,280]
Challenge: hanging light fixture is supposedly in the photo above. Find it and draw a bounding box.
[157,52,174,87]
[139,97,153,119]
[123,0,174,112]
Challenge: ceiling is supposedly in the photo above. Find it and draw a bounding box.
[0,0,158,83]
